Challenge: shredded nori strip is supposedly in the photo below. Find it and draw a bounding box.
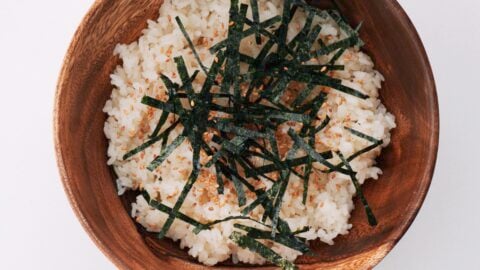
[175,16,208,75]
[292,226,310,235]
[292,0,329,19]
[288,129,353,175]
[346,141,382,162]
[292,74,368,99]
[288,9,315,50]
[315,20,364,61]
[141,96,186,116]
[296,24,322,61]
[270,142,300,236]
[214,162,225,194]
[337,152,377,226]
[261,74,292,103]
[214,119,268,139]
[322,127,383,173]
[241,182,278,215]
[147,134,186,171]
[270,171,290,236]
[174,56,196,101]
[250,0,262,44]
[206,136,248,167]
[302,126,315,204]
[314,115,330,134]
[278,0,294,49]
[234,224,310,254]
[150,111,170,138]
[230,232,298,270]
[228,156,247,206]
[209,16,282,53]
[292,82,315,108]
[151,66,195,138]
[221,1,247,96]
[329,47,346,65]
[157,143,201,238]
[345,127,382,144]
[327,9,364,47]
[142,191,204,228]
[244,152,332,178]
[123,120,180,160]
[193,216,270,234]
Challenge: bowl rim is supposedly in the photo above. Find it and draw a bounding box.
[54,0,439,268]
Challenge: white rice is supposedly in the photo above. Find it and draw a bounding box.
[103,0,396,266]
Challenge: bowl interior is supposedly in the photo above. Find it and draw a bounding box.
[55,0,438,269]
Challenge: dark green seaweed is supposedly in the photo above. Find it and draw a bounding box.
[337,152,377,226]
[234,224,310,253]
[175,16,208,74]
[250,0,262,44]
[230,232,298,270]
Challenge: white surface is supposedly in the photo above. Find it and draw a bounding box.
[0,0,478,269]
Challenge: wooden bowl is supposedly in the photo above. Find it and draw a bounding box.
[54,0,439,269]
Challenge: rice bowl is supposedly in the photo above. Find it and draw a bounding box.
[103,0,396,267]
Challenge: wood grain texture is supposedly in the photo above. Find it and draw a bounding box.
[54,0,439,269]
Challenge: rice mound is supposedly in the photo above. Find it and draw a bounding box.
[103,0,396,266]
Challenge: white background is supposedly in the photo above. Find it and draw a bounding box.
[0,0,478,269]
